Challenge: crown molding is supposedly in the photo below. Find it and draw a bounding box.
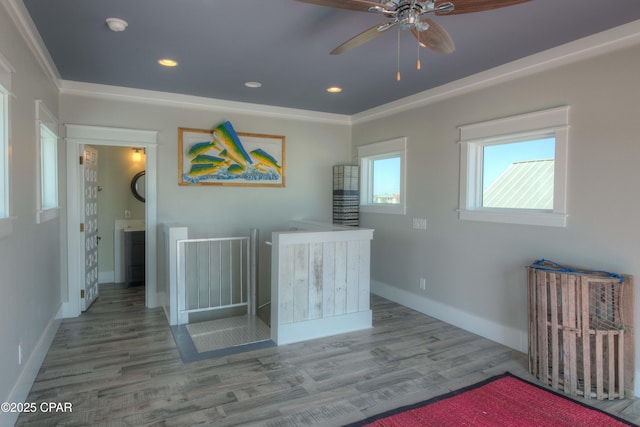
[1,0,61,88]
[352,19,640,125]
[59,80,351,125]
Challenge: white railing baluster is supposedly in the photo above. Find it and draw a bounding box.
[229,239,233,305]
[249,228,258,315]
[238,242,245,302]
[183,242,189,312]
[207,240,212,310]
[196,241,200,309]
[175,235,251,322]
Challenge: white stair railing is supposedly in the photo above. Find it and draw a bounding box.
[165,226,258,325]
[177,236,249,323]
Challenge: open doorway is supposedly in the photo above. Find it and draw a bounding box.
[64,125,158,318]
[96,146,147,289]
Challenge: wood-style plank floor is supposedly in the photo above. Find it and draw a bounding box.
[16,284,640,426]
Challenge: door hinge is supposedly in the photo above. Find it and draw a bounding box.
[79,155,84,165]
[80,223,85,232]
[80,289,85,298]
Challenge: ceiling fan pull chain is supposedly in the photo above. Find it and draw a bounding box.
[417,41,422,70]
[397,28,401,81]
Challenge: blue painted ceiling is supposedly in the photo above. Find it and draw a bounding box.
[21,0,640,115]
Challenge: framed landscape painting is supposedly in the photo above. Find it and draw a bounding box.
[178,123,285,187]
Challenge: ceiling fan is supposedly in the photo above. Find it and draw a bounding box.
[296,0,530,56]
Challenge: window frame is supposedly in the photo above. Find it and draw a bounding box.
[0,52,14,239]
[458,106,569,227]
[357,137,407,215]
[35,100,59,224]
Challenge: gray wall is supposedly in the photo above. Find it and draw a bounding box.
[60,94,352,308]
[352,44,640,374]
[0,2,62,412]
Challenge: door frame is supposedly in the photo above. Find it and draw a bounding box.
[64,124,158,317]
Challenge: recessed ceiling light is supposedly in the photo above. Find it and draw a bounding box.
[245,81,262,88]
[158,58,178,67]
[327,86,342,93]
[106,18,128,32]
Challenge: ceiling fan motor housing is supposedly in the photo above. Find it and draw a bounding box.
[382,1,447,31]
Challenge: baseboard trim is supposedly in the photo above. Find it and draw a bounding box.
[275,310,372,346]
[371,280,527,353]
[0,305,62,427]
[372,281,639,398]
[98,271,115,284]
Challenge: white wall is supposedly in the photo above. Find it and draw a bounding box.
[0,2,62,424]
[352,43,640,374]
[59,93,352,311]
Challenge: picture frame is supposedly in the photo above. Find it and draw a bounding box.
[178,126,286,187]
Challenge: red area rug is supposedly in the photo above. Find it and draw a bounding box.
[346,372,637,427]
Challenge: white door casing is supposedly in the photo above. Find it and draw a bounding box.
[64,125,158,318]
[81,145,99,310]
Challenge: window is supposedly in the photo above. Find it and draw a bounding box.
[36,100,59,223]
[458,106,569,227]
[0,52,14,238]
[358,137,407,215]
[482,136,555,209]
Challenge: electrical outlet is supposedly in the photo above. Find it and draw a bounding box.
[412,218,427,230]
[419,277,427,291]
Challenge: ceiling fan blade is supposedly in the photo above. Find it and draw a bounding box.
[411,18,455,54]
[436,0,531,15]
[331,22,395,55]
[295,0,382,12]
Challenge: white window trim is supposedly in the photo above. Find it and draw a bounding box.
[0,51,14,239]
[458,106,569,227]
[35,100,59,224]
[357,137,407,215]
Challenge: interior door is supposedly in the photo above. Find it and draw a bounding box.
[81,145,99,310]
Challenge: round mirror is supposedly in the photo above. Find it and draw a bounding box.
[131,170,146,203]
